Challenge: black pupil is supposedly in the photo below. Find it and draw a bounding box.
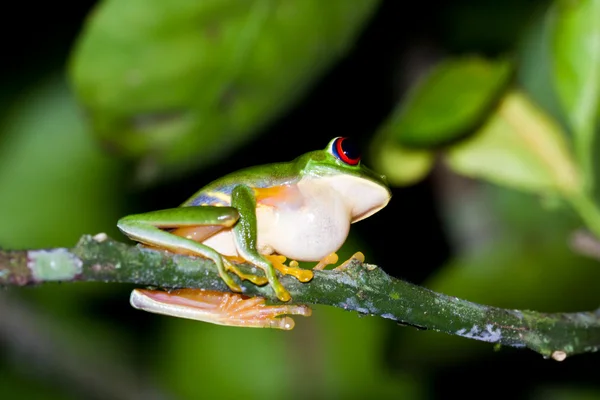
[340,137,360,161]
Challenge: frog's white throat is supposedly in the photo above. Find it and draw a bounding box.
[200,175,390,262]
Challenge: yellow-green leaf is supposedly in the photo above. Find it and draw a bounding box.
[369,135,434,186]
[445,90,580,195]
[0,76,123,249]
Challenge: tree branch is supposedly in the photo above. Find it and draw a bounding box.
[2,234,599,361]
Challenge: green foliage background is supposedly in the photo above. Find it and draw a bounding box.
[1,0,599,399]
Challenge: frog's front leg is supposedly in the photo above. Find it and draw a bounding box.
[130,288,311,330]
[232,184,304,302]
[117,206,245,292]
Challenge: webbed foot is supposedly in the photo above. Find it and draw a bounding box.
[130,288,311,330]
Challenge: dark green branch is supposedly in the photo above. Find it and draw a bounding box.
[2,234,599,361]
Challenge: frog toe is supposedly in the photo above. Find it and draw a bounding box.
[224,258,269,286]
[312,252,339,270]
[333,251,365,271]
[264,254,314,283]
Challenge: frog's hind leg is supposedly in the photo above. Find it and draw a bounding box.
[130,288,311,330]
[117,206,243,293]
[168,226,269,286]
[170,225,224,243]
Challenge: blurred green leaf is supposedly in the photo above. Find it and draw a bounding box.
[160,305,420,400]
[445,90,580,195]
[162,321,295,400]
[68,0,380,183]
[369,133,434,186]
[309,307,422,399]
[0,75,123,249]
[551,0,600,183]
[517,1,566,123]
[0,75,134,368]
[390,55,512,147]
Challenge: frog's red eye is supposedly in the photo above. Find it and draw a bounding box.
[332,137,361,166]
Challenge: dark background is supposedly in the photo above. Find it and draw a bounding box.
[1,1,598,399]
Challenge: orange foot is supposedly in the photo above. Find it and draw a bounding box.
[264,254,314,283]
[130,288,311,330]
[302,252,340,271]
[333,252,365,271]
[288,252,364,271]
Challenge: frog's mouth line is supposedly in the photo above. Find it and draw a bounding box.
[352,198,391,224]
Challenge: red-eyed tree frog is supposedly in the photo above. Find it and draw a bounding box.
[118,137,391,329]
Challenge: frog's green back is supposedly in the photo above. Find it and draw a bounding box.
[181,159,302,207]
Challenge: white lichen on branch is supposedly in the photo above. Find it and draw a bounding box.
[456,324,503,343]
[27,248,83,282]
